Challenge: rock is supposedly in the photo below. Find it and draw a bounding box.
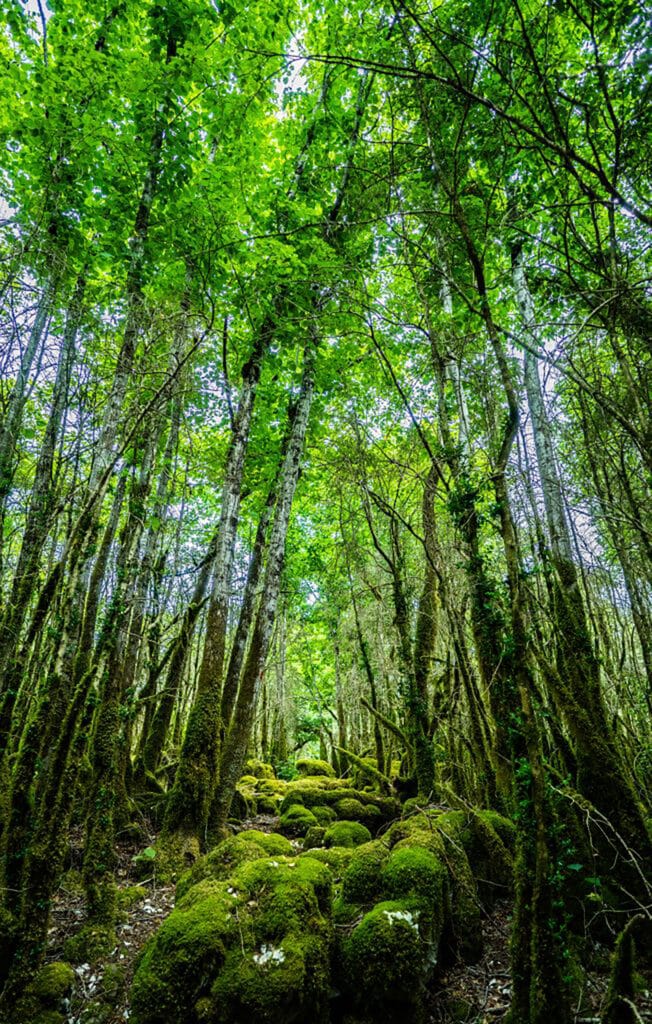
[296,758,335,778]
[324,821,372,849]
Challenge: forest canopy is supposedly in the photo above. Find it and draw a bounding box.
[0,1,650,1022]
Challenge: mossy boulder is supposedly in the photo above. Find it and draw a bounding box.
[324,820,372,849]
[258,779,287,796]
[299,846,354,875]
[303,826,326,850]
[338,899,435,1020]
[387,812,484,963]
[279,804,319,837]
[256,794,281,815]
[130,880,243,1024]
[131,854,333,1024]
[312,805,337,826]
[341,840,390,905]
[64,922,116,963]
[176,830,292,901]
[382,846,446,908]
[296,758,335,778]
[279,780,397,822]
[334,797,381,828]
[11,961,75,1024]
[244,759,276,780]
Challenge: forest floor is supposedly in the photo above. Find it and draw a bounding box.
[44,819,652,1024]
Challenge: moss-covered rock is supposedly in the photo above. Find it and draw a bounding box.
[176,831,292,901]
[279,780,397,821]
[130,880,242,1024]
[382,846,446,916]
[299,846,354,875]
[64,923,116,963]
[312,805,337,826]
[258,778,287,796]
[256,795,281,815]
[296,758,335,778]
[303,825,326,851]
[338,899,435,1020]
[341,840,390,905]
[10,961,75,1024]
[324,821,372,849]
[334,798,382,828]
[279,804,319,837]
[387,811,484,963]
[131,855,333,1024]
[243,759,276,780]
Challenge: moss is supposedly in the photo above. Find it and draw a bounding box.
[474,809,516,852]
[279,804,319,837]
[296,758,335,778]
[234,830,292,856]
[341,840,390,905]
[118,885,148,910]
[176,831,293,901]
[382,846,446,908]
[339,899,433,1019]
[233,856,333,918]
[602,916,643,1024]
[324,821,372,849]
[130,880,242,1024]
[389,812,484,963]
[299,847,354,875]
[30,962,75,1004]
[131,851,333,1024]
[64,923,115,963]
[334,798,381,827]
[10,961,75,1024]
[258,779,287,796]
[231,786,256,820]
[303,825,326,850]
[312,805,337,825]
[243,759,276,780]
[101,964,126,1006]
[280,780,398,820]
[239,774,259,786]
[208,931,330,1024]
[255,795,280,815]
[429,822,483,963]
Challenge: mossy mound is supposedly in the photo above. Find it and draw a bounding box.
[386,811,486,963]
[334,797,382,828]
[243,759,276,780]
[382,846,447,910]
[296,758,335,778]
[324,820,372,849]
[130,879,243,1024]
[256,794,282,815]
[279,779,397,823]
[303,825,326,850]
[338,899,435,1020]
[312,805,337,826]
[279,804,319,837]
[341,840,390,905]
[299,846,354,875]
[10,961,76,1024]
[130,856,333,1024]
[63,922,116,963]
[176,830,292,901]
